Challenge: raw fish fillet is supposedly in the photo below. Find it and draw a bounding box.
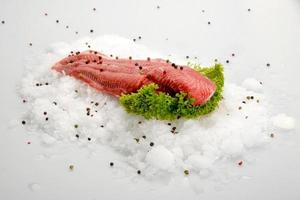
[52,50,216,105]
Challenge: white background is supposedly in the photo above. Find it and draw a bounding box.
[0,0,299,199]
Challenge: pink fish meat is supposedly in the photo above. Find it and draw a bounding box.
[52,50,216,105]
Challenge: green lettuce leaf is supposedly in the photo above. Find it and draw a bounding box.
[119,63,224,120]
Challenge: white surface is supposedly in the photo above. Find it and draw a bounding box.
[271,113,296,130]
[0,0,299,200]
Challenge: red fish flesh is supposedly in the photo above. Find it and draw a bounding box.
[52,50,216,105]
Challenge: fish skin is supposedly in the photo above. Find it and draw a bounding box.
[69,66,151,96]
[52,50,216,105]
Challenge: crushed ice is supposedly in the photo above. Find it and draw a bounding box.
[18,35,295,182]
